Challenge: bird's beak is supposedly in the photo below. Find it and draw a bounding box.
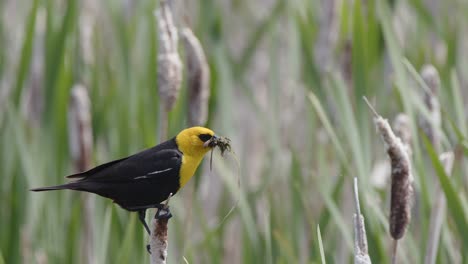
[203,135,218,148]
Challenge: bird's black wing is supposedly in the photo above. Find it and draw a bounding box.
[67,138,179,180]
[66,157,130,179]
[69,148,183,210]
[76,148,182,182]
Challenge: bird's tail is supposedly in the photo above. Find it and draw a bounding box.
[30,183,77,192]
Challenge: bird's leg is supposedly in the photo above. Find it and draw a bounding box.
[146,244,152,254]
[139,209,153,254]
[138,210,151,235]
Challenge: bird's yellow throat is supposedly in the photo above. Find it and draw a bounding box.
[175,127,214,188]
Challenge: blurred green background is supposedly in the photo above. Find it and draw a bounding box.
[1,0,467,263]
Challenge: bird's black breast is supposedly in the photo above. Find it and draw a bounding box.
[70,138,183,211]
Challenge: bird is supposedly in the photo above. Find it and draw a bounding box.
[31,126,219,234]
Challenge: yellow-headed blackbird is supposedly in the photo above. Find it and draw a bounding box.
[31,126,219,234]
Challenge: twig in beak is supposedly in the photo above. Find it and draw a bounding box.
[210,149,214,171]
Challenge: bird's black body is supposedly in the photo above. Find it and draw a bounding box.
[32,138,182,211]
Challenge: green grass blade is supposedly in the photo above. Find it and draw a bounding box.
[449,70,467,136]
[308,92,350,170]
[422,135,468,251]
[44,0,77,119]
[317,225,326,264]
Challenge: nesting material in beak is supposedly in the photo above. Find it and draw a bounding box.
[205,135,232,171]
[205,136,231,155]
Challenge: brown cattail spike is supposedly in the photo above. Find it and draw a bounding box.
[181,27,210,127]
[377,115,413,240]
[156,1,182,112]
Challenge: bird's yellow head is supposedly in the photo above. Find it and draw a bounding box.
[175,126,216,158]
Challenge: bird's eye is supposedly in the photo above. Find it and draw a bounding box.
[198,134,212,142]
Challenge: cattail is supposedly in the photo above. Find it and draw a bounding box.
[68,84,95,264]
[353,177,372,264]
[156,0,182,141]
[181,27,210,126]
[370,114,412,189]
[421,64,440,99]
[380,115,412,240]
[419,64,441,150]
[363,97,413,263]
[156,1,182,110]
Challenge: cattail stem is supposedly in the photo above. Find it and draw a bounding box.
[391,239,398,264]
[149,194,172,264]
[68,84,95,264]
[150,218,169,264]
[153,1,180,260]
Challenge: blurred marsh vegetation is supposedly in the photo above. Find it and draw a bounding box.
[1,0,468,263]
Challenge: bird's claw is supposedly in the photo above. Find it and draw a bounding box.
[155,206,172,220]
[146,244,151,254]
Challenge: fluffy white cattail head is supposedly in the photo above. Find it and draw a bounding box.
[156,2,182,112]
[181,27,210,126]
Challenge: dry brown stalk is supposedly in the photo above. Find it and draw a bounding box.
[181,27,210,127]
